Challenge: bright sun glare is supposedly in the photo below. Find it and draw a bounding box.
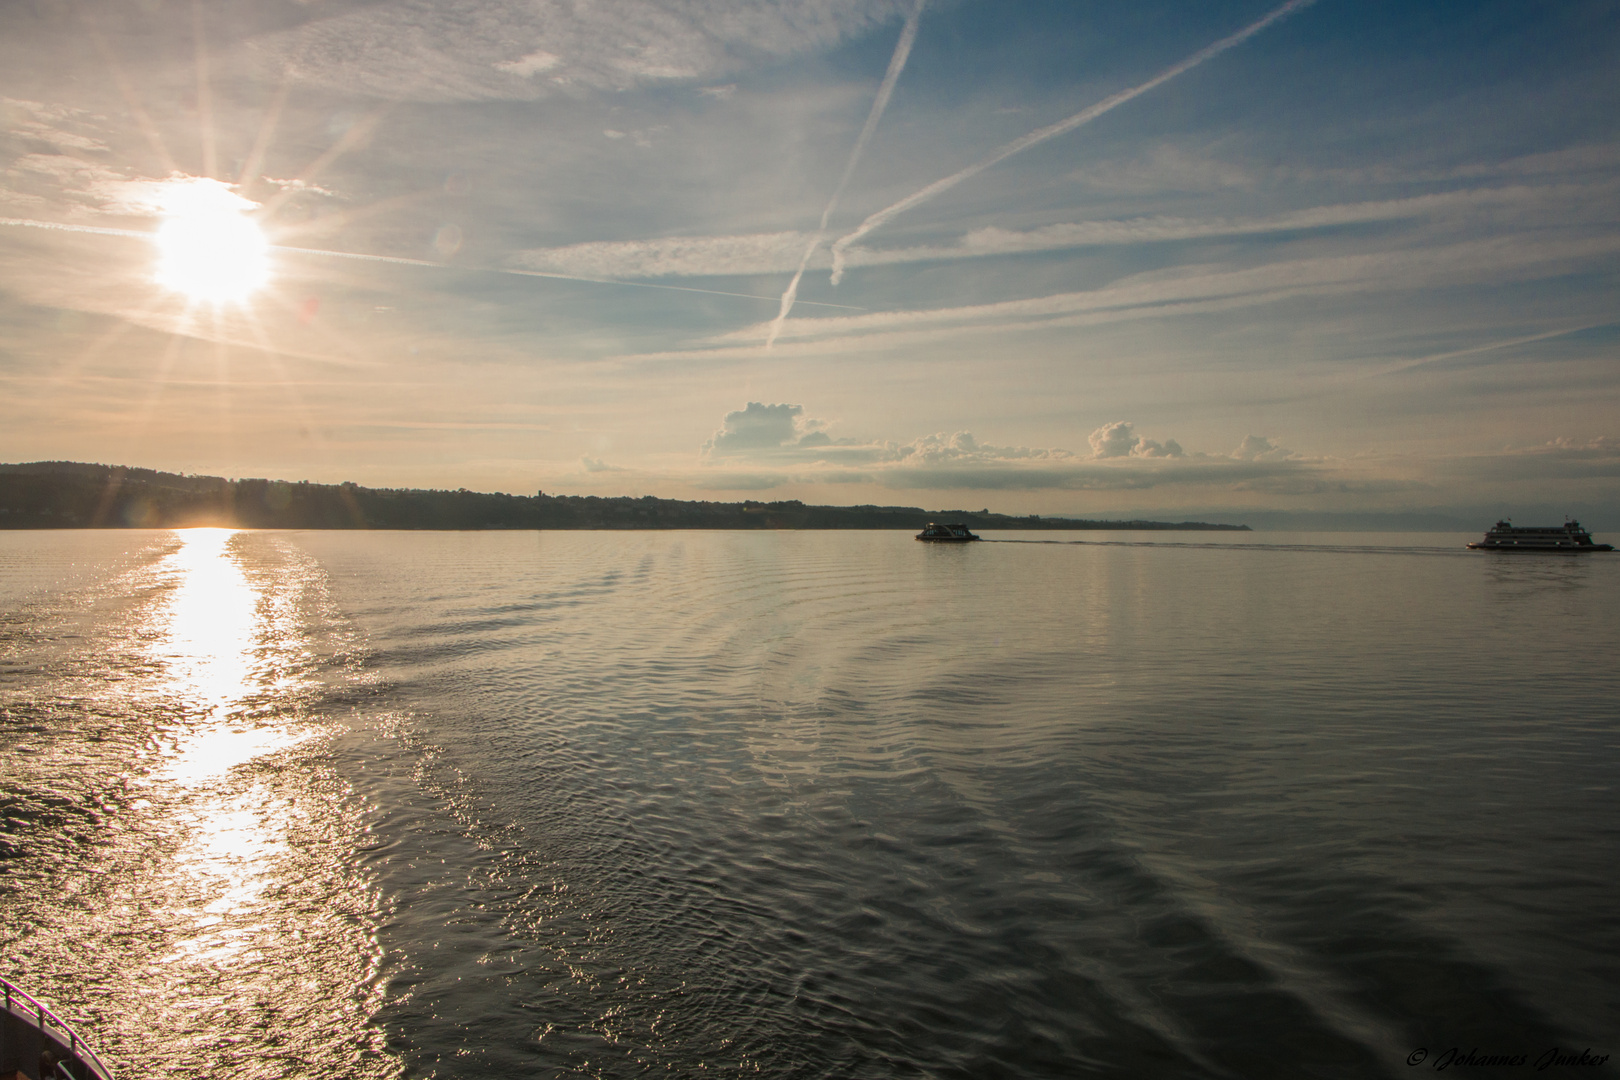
[154,178,271,303]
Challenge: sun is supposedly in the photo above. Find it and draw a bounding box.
[153,178,271,304]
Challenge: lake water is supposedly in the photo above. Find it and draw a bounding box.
[1,529,1616,1079]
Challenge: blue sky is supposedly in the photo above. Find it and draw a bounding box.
[2,0,1617,521]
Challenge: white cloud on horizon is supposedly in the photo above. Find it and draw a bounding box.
[1445,436,1620,482]
[1087,421,1188,459]
[1233,434,1292,462]
[692,404,1299,492]
[704,401,833,455]
[677,427,1620,500]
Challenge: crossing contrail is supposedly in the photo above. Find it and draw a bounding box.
[766,0,926,346]
[0,217,864,310]
[826,0,1316,285]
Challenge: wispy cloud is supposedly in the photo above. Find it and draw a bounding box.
[254,0,914,103]
[508,182,1591,281]
[655,232,1620,360]
[510,231,814,279]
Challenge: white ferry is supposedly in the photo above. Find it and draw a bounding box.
[1466,520,1613,552]
[1,977,114,1080]
[915,522,981,542]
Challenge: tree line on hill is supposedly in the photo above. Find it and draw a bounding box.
[0,461,1249,531]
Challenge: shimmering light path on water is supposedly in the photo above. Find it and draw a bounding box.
[2,530,1617,1079]
[1,529,390,1079]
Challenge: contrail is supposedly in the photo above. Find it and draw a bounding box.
[0,217,149,239]
[766,0,926,346]
[287,246,867,309]
[827,0,1316,284]
[1374,323,1610,377]
[0,218,864,310]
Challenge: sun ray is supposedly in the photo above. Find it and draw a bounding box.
[83,13,178,175]
[252,280,388,372]
[37,297,156,403]
[268,187,440,245]
[237,75,294,191]
[192,0,219,180]
[258,107,392,220]
[120,310,197,465]
[1,215,867,315]
[209,306,235,465]
[237,302,349,472]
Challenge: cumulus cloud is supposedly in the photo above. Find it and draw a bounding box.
[902,430,1074,465]
[1448,436,1620,481]
[1232,434,1293,461]
[1087,421,1185,459]
[1548,435,1620,453]
[704,401,834,455]
[581,456,626,472]
[1133,438,1184,459]
[874,459,1303,492]
[1088,420,1136,458]
[694,406,1303,496]
[253,0,913,103]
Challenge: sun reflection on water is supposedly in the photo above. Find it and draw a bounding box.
[158,527,258,717]
[150,529,312,962]
[2,528,395,1077]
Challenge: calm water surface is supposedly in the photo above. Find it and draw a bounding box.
[1,529,1616,1079]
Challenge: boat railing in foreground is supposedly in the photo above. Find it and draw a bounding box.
[0,977,114,1080]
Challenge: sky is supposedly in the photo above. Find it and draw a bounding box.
[2,0,1618,523]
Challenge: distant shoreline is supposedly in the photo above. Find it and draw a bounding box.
[0,461,1249,532]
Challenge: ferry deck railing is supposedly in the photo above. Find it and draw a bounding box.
[0,977,115,1080]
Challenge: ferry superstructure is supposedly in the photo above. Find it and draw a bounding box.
[915,522,981,542]
[1466,520,1614,552]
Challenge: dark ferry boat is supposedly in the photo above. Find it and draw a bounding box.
[1,977,114,1080]
[915,522,980,542]
[1466,519,1613,552]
